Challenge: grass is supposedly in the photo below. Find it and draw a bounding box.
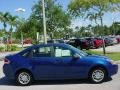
[16,47,24,51]
[85,50,120,61]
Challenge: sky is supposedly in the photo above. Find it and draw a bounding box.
[0,0,120,30]
[0,0,69,19]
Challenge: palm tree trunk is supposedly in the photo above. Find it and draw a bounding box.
[10,25,13,44]
[10,25,13,51]
[3,22,8,51]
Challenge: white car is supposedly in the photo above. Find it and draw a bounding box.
[109,37,118,44]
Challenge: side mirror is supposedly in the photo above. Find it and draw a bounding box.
[73,53,80,59]
[87,52,92,55]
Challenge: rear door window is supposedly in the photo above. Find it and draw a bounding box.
[32,46,52,57]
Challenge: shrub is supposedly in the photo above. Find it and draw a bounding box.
[5,44,18,51]
[6,44,11,51]
[11,45,17,51]
[0,47,4,52]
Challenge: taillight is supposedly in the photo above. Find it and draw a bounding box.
[4,58,10,64]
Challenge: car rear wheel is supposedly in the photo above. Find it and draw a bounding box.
[89,67,106,83]
[16,71,33,86]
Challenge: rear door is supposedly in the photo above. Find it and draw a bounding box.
[29,46,56,80]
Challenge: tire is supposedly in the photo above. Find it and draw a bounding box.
[16,71,33,86]
[89,67,107,84]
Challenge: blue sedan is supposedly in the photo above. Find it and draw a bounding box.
[3,43,118,85]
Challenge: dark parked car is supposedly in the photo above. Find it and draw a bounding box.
[3,43,118,85]
[47,39,64,43]
[67,38,90,50]
[104,37,113,46]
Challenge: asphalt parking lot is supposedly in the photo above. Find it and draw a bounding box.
[0,61,119,90]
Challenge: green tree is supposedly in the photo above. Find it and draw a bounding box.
[0,12,11,51]
[15,0,71,42]
[0,12,10,32]
[8,14,18,43]
[15,17,40,41]
[109,22,120,35]
[68,0,120,35]
[31,0,71,39]
[68,0,120,54]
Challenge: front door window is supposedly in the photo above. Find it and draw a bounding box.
[54,46,72,57]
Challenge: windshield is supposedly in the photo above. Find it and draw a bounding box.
[68,45,88,57]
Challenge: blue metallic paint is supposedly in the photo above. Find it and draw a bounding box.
[3,43,118,80]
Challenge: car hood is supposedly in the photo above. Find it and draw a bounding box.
[81,54,110,62]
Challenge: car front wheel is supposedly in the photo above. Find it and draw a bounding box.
[89,67,107,83]
[16,71,33,86]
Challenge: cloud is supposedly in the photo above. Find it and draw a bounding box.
[15,8,26,12]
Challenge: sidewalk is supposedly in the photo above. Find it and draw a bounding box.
[0,51,18,61]
[116,61,120,64]
[93,44,120,52]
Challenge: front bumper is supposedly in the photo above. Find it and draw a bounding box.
[108,64,118,76]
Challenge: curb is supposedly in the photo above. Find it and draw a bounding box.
[115,61,120,64]
[0,57,4,61]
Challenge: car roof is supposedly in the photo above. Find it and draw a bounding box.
[30,43,68,49]
[33,43,68,47]
[18,43,69,54]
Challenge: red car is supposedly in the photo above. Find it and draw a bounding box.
[94,38,103,48]
[4,40,15,44]
[116,36,120,43]
[85,37,103,49]
[23,39,32,44]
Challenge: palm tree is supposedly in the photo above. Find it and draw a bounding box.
[0,12,10,51]
[8,14,18,44]
[0,12,10,32]
[86,13,99,35]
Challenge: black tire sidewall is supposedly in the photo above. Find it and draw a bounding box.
[89,67,106,84]
[16,71,33,86]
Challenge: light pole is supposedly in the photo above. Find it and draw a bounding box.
[42,0,47,44]
[111,13,117,36]
[15,8,25,48]
[112,17,116,35]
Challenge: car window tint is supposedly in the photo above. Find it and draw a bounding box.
[54,46,72,57]
[22,50,31,58]
[32,46,51,57]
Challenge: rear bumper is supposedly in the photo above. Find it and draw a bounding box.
[3,64,15,79]
[108,64,118,76]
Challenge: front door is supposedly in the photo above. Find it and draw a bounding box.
[53,45,87,79]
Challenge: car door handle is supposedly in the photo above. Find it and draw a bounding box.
[55,60,62,64]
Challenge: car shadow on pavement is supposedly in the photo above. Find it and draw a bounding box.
[33,78,112,86]
[0,76,112,86]
[0,77,16,86]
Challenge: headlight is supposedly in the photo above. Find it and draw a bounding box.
[109,60,117,64]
